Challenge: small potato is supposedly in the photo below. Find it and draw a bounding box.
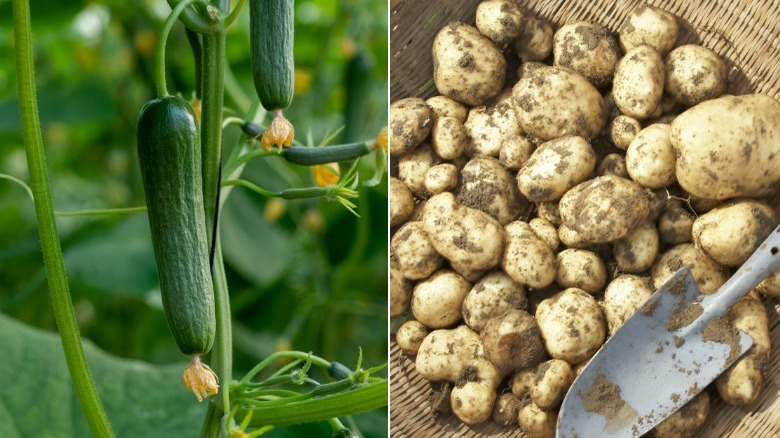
[536,201,562,226]
[475,0,523,46]
[559,175,650,244]
[618,3,679,56]
[395,320,430,355]
[398,144,437,195]
[536,288,606,364]
[557,224,589,249]
[433,22,506,106]
[603,275,654,335]
[730,296,770,354]
[556,249,607,293]
[658,200,695,245]
[651,243,728,294]
[426,95,468,122]
[626,124,676,188]
[596,153,629,178]
[431,116,466,160]
[513,66,607,140]
[390,257,413,316]
[481,309,546,373]
[500,136,535,171]
[517,136,596,202]
[665,45,726,107]
[422,193,505,271]
[512,16,553,61]
[650,392,709,438]
[492,392,522,426]
[458,156,528,225]
[465,90,523,157]
[391,222,443,280]
[412,270,471,328]
[757,268,780,298]
[529,217,560,251]
[532,359,574,410]
[503,221,557,289]
[610,115,642,150]
[511,367,538,402]
[463,271,527,332]
[425,163,458,194]
[389,98,433,155]
[692,200,776,266]
[613,45,664,120]
[553,21,620,88]
[519,402,557,438]
[613,219,660,273]
[389,177,414,228]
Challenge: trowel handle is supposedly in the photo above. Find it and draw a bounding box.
[705,224,780,314]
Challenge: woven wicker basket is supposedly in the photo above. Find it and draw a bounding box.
[389,1,780,436]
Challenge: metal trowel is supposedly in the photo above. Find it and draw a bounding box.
[557,225,780,438]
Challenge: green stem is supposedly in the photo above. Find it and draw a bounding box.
[223,0,247,26]
[212,235,232,415]
[200,31,226,243]
[241,351,332,385]
[12,0,114,436]
[155,0,202,97]
[56,207,147,217]
[167,0,217,34]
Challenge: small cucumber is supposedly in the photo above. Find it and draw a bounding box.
[136,95,215,356]
[250,0,294,111]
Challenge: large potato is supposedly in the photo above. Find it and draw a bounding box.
[613,219,659,273]
[536,288,606,364]
[670,94,780,199]
[555,249,607,293]
[517,136,596,202]
[692,200,776,266]
[481,310,546,373]
[603,275,654,335]
[463,271,526,332]
[512,16,553,62]
[475,0,523,46]
[651,243,728,294]
[618,3,679,56]
[512,66,606,140]
[389,98,433,155]
[458,156,528,225]
[503,221,557,289]
[613,45,664,120]
[391,222,443,280]
[665,45,727,107]
[433,22,506,106]
[553,21,620,88]
[411,270,471,328]
[431,116,467,160]
[625,124,676,189]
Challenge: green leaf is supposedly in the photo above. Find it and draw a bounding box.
[0,312,207,437]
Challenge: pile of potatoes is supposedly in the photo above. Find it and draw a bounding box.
[390,2,780,437]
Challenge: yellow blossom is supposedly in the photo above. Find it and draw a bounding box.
[260,111,294,153]
[182,355,219,402]
[376,127,388,153]
[312,162,340,187]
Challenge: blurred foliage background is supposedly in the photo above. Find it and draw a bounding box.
[0,0,388,436]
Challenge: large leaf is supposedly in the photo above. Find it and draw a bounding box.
[0,312,206,438]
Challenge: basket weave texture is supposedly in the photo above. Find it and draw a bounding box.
[389,0,780,437]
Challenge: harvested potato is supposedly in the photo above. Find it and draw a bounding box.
[536,288,606,364]
[389,177,414,227]
[503,221,557,289]
[618,3,679,56]
[650,392,710,438]
[411,270,471,328]
[390,256,413,317]
[395,320,430,355]
[458,156,528,224]
[512,16,553,61]
[519,402,558,438]
[398,143,437,195]
[425,163,458,194]
[492,392,522,426]
[529,217,560,251]
[553,21,620,88]
[596,153,629,178]
[603,275,654,335]
[516,61,547,81]
[613,219,660,273]
[556,249,607,293]
[475,0,523,46]
[426,95,468,122]
[499,136,535,171]
[536,201,562,227]
[757,268,780,298]
[665,45,727,106]
[613,45,664,120]
[422,192,505,271]
[651,243,728,294]
[481,309,546,373]
[557,224,589,249]
[431,116,466,160]
[433,22,506,106]
[609,115,642,150]
[626,124,676,188]
[512,66,607,140]
[511,367,538,403]
[465,90,522,157]
[391,222,443,280]
[463,271,526,332]
[670,94,780,200]
[692,200,776,266]
[559,175,650,244]
[532,359,574,410]
[517,136,596,202]
[658,200,695,245]
[389,98,433,155]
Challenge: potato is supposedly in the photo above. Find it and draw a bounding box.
[609,115,642,150]
[536,288,606,364]
[559,175,650,244]
[411,270,471,328]
[692,200,776,266]
[603,275,654,335]
[500,136,535,171]
[398,143,437,195]
[389,177,414,228]
[391,222,443,280]
[465,90,522,157]
[555,249,607,293]
[433,22,506,106]
[757,268,780,298]
[517,136,596,202]
[492,392,522,426]
[529,217,560,251]
[475,0,523,46]
[618,3,679,56]
[458,156,528,225]
[425,163,458,194]
[422,192,505,271]
[512,16,553,62]
[536,201,562,226]
[626,124,676,188]
[613,45,664,120]
[651,243,728,294]
[519,403,557,438]
[426,95,468,122]
[670,94,780,200]
[650,392,709,438]
[512,66,607,140]
[395,320,430,355]
[532,359,574,410]
[658,200,695,245]
[553,21,620,88]
[557,224,589,249]
[613,219,659,273]
[481,309,546,373]
[503,221,557,289]
[511,367,538,403]
[517,61,547,81]
[665,45,727,107]
[390,256,413,317]
[463,271,527,332]
[431,116,466,160]
[389,98,433,155]
[596,153,629,178]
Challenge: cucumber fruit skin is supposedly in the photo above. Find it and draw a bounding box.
[136,95,215,356]
[250,0,294,111]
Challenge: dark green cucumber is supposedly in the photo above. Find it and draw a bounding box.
[249,0,294,111]
[136,95,215,356]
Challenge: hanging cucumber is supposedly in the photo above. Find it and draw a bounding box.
[136,95,218,401]
[250,0,295,152]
